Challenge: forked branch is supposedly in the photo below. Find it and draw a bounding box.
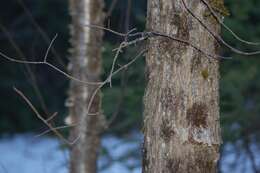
[13,87,79,145]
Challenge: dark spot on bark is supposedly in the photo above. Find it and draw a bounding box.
[186,102,208,128]
[161,88,184,113]
[165,158,180,173]
[174,55,183,65]
[171,13,181,26]
[184,145,219,173]
[188,133,204,145]
[195,157,215,173]
[157,38,183,65]
[170,13,191,59]
[191,52,203,73]
[177,14,190,41]
[210,99,217,107]
[193,145,218,173]
[151,127,156,137]
[161,87,174,111]
[160,118,175,142]
[157,9,191,64]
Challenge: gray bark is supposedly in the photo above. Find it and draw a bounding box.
[142,0,222,172]
[66,0,105,173]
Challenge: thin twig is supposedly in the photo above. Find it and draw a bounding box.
[109,41,125,87]
[151,31,231,59]
[106,0,119,18]
[35,123,77,137]
[43,33,58,62]
[46,112,58,122]
[112,34,148,51]
[85,24,230,59]
[107,3,132,126]
[0,35,102,85]
[17,0,66,68]
[181,0,260,56]
[85,24,144,38]
[108,28,137,87]
[200,0,260,46]
[13,87,78,145]
[0,22,50,115]
[85,24,126,37]
[86,49,147,118]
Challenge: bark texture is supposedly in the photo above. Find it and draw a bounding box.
[66,0,105,173]
[143,0,223,172]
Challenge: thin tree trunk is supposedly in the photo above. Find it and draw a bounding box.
[66,0,105,173]
[142,0,222,172]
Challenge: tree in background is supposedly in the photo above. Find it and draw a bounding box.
[142,0,223,172]
[66,0,105,172]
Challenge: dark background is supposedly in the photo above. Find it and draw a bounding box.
[0,0,260,171]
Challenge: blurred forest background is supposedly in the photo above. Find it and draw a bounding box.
[0,0,260,172]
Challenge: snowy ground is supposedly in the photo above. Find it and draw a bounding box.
[0,133,141,173]
[0,133,259,173]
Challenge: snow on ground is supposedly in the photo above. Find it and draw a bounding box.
[220,141,260,173]
[0,133,259,173]
[0,133,69,173]
[0,133,141,173]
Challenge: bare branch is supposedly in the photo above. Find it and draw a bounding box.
[0,22,49,115]
[85,24,230,59]
[106,0,119,18]
[35,123,77,137]
[0,35,102,85]
[86,49,147,120]
[181,0,260,56]
[17,0,66,68]
[13,87,78,145]
[109,41,125,87]
[85,24,145,38]
[46,112,58,122]
[44,33,58,62]
[151,31,231,59]
[200,0,260,46]
[85,23,126,37]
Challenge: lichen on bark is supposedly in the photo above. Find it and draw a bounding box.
[142,0,222,172]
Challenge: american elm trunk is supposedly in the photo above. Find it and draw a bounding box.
[67,0,105,173]
[142,0,222,172]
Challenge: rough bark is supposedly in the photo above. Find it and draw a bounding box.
[66,0,105,173]
[142,0,222,172]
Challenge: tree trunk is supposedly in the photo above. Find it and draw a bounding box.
[66,0,105,173]
[142,0,222,172]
